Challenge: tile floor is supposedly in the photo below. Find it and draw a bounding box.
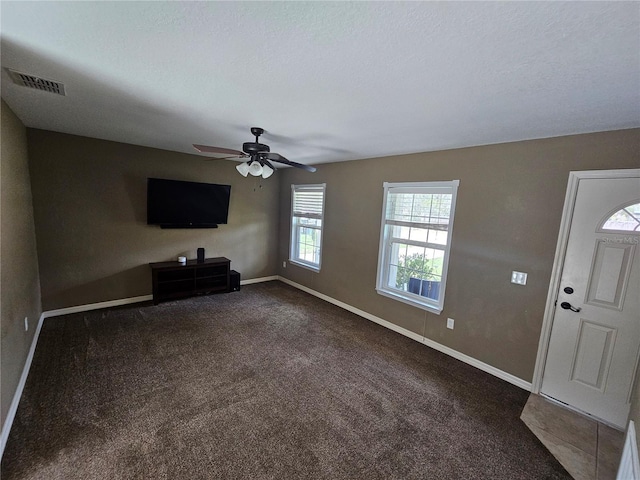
[521,394,625,480]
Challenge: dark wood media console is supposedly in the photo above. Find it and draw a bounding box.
[150,257,231,305]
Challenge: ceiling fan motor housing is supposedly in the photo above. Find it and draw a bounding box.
[242,142,270,154]
[243,127,269,155]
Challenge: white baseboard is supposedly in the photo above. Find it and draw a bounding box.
[1,294,155,459]
[277,276,532,392]
[36,275,279,318]
[241,275,278,285]
[42,294,154,318]
[421,336,532,390]
[36,275,279,319]
[0,275,280,458]
[1,274,529,461]
[0,311,46,460]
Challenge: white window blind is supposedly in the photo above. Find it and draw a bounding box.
[293,187,324,219]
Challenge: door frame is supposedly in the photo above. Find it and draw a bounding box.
[532,168,640,394]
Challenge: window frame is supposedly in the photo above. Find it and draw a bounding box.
[289,183,326,272]
[375,180,459,314]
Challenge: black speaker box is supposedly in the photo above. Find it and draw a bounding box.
[230,270,241,291]
[197,247,205,263]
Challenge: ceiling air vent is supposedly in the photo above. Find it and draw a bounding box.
[7,69,66,96]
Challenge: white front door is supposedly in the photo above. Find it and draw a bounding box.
[541,173,640,428]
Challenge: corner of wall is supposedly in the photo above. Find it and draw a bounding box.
[0,99,43,457]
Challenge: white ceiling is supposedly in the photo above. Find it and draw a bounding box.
[1,2,639,166]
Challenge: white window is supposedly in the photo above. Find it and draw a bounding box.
[376,181,459,313]
[290,184,326,271]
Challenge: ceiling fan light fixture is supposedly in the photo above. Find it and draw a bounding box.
[203,127,316,174]
[261,164,274,179]
[236,162,250,177]
[248,161,263,176]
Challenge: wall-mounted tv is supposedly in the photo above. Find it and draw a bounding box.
[147,178,231,228]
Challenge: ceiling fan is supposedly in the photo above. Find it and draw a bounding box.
[193,127,317,179]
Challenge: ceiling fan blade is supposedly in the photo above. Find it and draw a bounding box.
[207,155,247,161]
[262,152,317,172]
[193,144,245,156]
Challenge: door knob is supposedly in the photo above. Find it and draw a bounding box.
[560,302,581,313]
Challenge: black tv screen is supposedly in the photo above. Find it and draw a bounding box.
[147,178,231,228]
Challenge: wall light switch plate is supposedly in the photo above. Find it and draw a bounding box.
[283,261,287,268]
[511,271,528,285]
[24,316,29,331]
[447,318,454,329]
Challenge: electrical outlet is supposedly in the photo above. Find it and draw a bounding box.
[283,261,287,268]
[447,318,454,330]
[24,316,28,331]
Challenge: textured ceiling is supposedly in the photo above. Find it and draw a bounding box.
[1,2,639,166]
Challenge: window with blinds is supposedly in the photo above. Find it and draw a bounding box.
[290,184,326,271]
[376,181,459,313]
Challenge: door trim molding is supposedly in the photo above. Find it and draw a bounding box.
[617,420,640,480]
[532,168,640,394]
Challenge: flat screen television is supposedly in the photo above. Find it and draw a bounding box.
[147,178,231,228]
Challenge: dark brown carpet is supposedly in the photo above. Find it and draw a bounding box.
[2,281,569,479]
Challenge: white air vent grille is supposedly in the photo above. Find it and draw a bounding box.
[7,69,66,96]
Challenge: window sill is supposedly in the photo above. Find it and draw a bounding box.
[375,288,443,314]
[289,259,321,273]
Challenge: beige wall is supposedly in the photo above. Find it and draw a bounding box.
[277,129,640,382]
[1,100,42,426]
[27,129,280,311]
[12,125,640,421]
